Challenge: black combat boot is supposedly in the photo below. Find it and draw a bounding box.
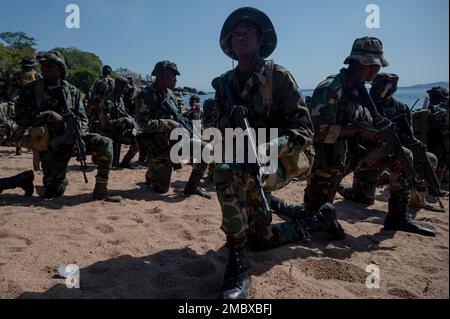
[337,185,374,205]
[296,203,346,240]
[184,186,212,199]
[220,236,251,299]
[184,163,211,199]
[15,147,22,156]
[93,177,123,203]
[384,200,436,237]
[0,170,34,196]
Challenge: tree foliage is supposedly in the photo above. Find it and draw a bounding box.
[0,31,37,49]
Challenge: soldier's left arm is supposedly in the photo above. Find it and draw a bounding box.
[272,68,314,154]
[70,87,89,135]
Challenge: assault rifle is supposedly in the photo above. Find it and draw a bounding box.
[355,85,421,197]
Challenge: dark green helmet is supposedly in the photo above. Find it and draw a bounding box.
[220,7,277,60]
[371,73,399,98]
[151,60,180,76]
[427,86,449,100]
[36,51,68,78]
[344,36,389,67]
[21,56,38,69]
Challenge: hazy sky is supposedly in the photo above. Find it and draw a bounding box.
[1,0,448,90]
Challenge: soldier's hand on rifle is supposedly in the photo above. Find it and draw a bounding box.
[42,110,64,128]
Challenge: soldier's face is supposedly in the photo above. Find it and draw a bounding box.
[40,61,62,82]
[231,20,262,58]
[156,70,177,89]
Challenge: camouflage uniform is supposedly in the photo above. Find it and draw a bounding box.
[124,77,138,115]
[202,96,219,181]
[88,76,115,134]
[304,38,435,237]
[134,61,208,195]
[215,7,344,300]
[184,95,203,122]
[202,97,218,129]
[412,87,449,183]
[91,76,137,167]
[339,74,439,205]
[214,58,326,248]
[14,51,116,200]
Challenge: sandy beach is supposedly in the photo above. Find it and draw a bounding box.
[0,146,448,299]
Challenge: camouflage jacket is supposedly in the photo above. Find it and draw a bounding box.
[92,96,131,135]
[183,107,202,122]
[134,84,182,132]
[202,97,218,129]
[91,77,115,103]
[134,84,183,152]
[310,68,371,145]
[124,84,138,115]
[214,59,314,155]
[14,79,89,139]
[374,97,413,145]
[428,104,449,155]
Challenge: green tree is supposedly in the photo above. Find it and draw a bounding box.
[0,31,36,80]
[52,47,102,72]
[66,68,99,95]
[0,31,37,49]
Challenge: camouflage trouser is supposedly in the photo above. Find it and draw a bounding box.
[429,141,449,183]
[348,150,438,202]
[214,153,309,252]
[141,138,208,194]
[40,133,113,197]
[120,141,139,165]
[304,141,413,212]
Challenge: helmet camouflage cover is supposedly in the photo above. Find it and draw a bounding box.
[344,36,389,67]
[220,7,277,60]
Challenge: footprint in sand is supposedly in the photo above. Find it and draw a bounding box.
[95,224,115,234]
[180,229,194,241]
[421,266,439,274]
[388,288,418,299]
[298,258,367,283]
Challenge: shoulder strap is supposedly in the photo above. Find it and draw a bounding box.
[258,60,275,118]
